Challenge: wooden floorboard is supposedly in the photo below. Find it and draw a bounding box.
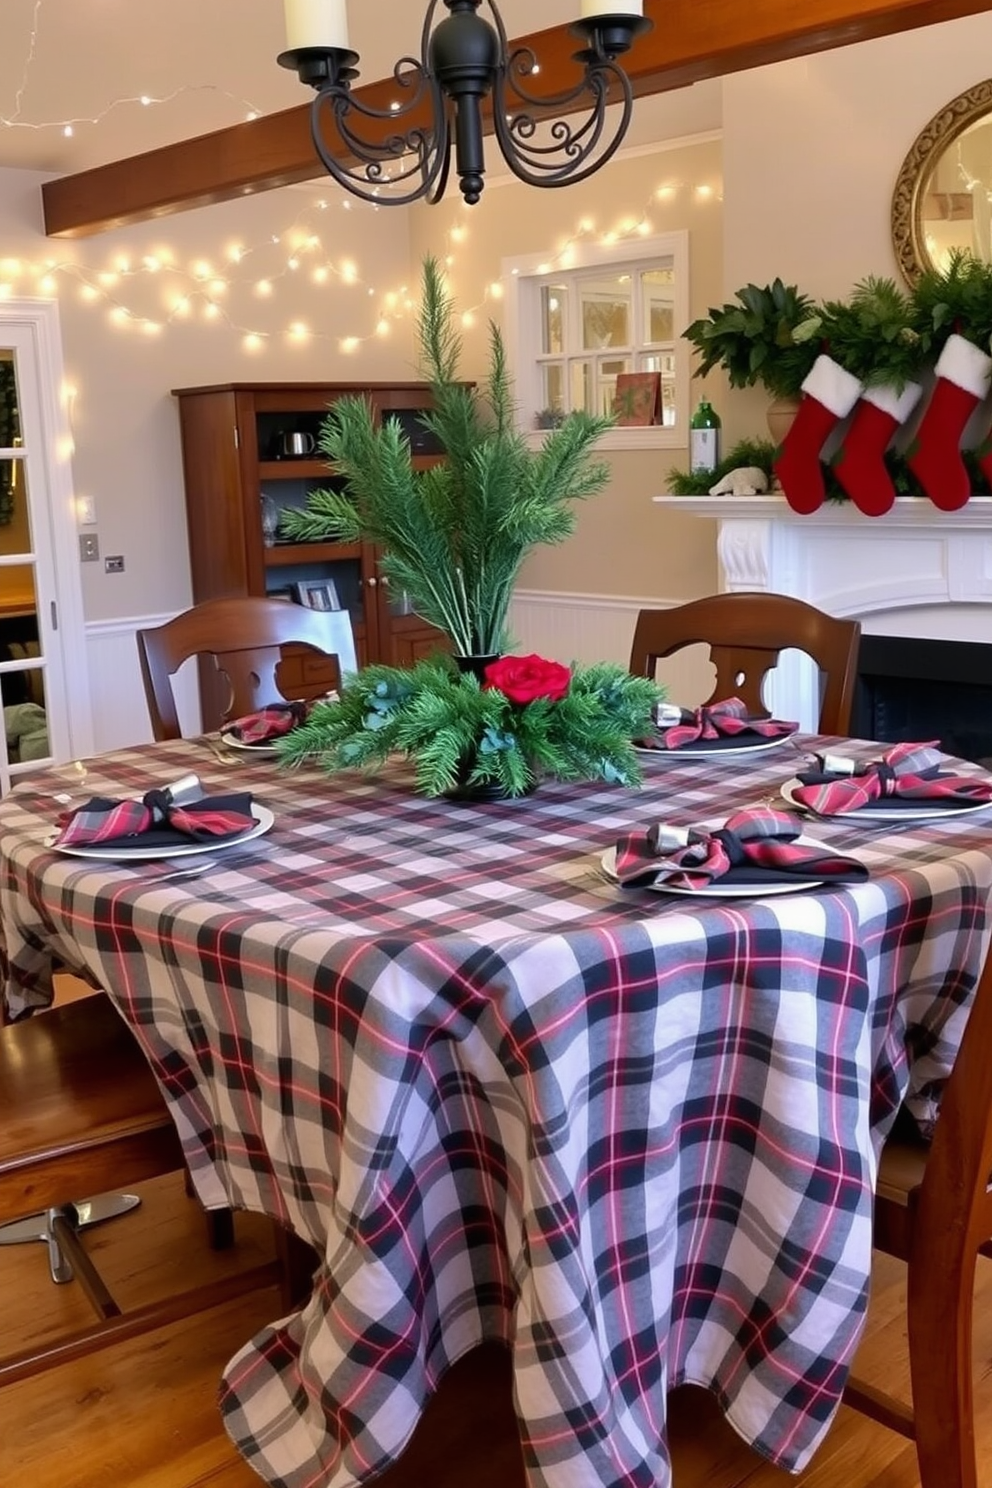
[3,1159,991,1486]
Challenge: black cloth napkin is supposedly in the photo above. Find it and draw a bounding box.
[637,697,798,752]
[792,741,992,816]
[613,806,869,890]
[55,789,257,849]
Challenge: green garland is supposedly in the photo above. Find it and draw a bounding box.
[277,657,664,798]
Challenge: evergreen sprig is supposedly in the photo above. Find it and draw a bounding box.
[276,657,664,798]
[278,257,612,656]
[912,248,992,354]
[818,276,928,390]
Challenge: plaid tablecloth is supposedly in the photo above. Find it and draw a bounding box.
[2,737,992,1488]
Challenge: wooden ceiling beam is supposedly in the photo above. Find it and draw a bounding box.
[42,0,992,237]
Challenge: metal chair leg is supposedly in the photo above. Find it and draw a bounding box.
[0,1192,140,1284]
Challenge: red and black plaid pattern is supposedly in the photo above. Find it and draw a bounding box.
[614,804,869,889]
[222,701,307,745]
[55,789,256,847]
[648,696,798,750]
[3,734,992,1488]
[792,740,992,816]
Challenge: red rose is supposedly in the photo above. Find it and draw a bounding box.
[483,654,571,705]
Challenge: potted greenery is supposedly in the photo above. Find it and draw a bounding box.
[277,257,663,798]
[683,279,821,439]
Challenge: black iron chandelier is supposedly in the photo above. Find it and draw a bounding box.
[278,0,652,207]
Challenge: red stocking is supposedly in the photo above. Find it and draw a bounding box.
[774,355,863,515]
[832,382,922,516]
[907,333,992,511]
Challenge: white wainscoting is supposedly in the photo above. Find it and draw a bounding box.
[81,595,715,758]
[84,615,201,755]
[509,589,716,704]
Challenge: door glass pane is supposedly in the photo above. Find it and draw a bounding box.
[641,264,675,345]
[541,285,567,355]
[1,665,49,766]
[0,350,27,547]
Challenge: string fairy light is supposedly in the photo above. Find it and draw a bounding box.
[1,0,265,136]
[0,6,722,354]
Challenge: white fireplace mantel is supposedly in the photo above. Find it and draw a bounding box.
[654,494,992,729]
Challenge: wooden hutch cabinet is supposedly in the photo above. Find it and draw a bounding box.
[172,382,448,722]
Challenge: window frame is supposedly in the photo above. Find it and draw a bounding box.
[502,230,689,451]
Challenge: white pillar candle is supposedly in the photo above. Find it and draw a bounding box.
[283,0,350,51]
[580,1,643,16]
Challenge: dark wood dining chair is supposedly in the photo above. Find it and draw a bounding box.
[628,590,862,734]
[0,993,283,1388]
[842,939,992,1488]
[136,595,359,741]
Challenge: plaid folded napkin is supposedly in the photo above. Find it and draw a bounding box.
[638,697,798,751]
[221,701,308,745]
[55,788,257,849]
[791,741,992,816]
[613,805,868,890]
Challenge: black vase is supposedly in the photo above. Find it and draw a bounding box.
[453,653,500,684]
[444,755,537,804]
[447,655,535,802]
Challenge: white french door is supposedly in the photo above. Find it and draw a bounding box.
[0,301,92,796]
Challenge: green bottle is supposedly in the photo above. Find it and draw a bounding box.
[690,398,721,475]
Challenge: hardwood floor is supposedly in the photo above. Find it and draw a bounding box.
[3,1176,990,1488]
[3,978,989,1486]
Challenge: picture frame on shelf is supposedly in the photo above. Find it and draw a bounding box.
[296,579,341,612]
[612,371,661,426]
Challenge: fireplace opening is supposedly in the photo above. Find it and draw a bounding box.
[850,635,992,766]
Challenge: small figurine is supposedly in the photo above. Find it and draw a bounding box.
[708,466,770,496]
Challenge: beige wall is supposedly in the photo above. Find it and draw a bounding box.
[409,131,725,603]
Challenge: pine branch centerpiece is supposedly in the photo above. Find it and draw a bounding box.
[277,257,663,798]
[279,256,613,657]
[279,654,663,798]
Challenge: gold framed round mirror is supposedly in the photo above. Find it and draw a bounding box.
[892,78,992,286]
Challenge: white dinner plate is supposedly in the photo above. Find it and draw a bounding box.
[47,805,275,861]
[780,776,992,822]
[598,845,824,897]
[634,731,798,760]
[218,732,284,757]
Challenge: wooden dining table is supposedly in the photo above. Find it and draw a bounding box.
[2,734,991,1488]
